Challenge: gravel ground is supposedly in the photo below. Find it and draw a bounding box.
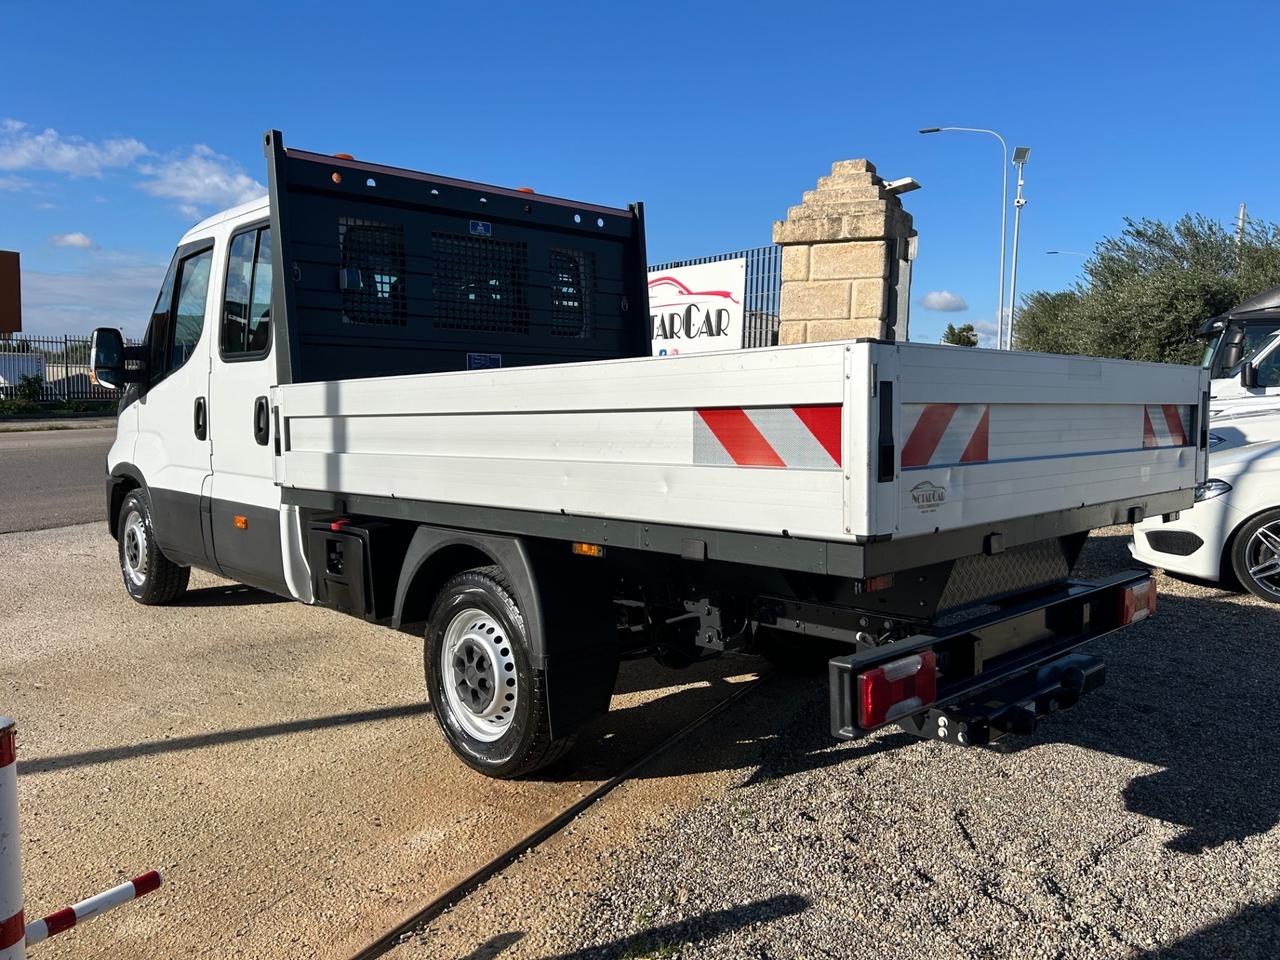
[0,523,761,960]
[400,528,1280,960]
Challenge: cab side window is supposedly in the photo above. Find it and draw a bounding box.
[171,251,212,372]
[146,245,212,386]
[222,226,272,357]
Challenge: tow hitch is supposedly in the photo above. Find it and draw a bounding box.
[895,652,1106,746]
[830,571,1151,743]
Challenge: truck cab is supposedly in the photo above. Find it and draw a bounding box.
[104,197,294,602]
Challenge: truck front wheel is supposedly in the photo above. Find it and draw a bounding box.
[424,566,576,778]
[117,489,190,605]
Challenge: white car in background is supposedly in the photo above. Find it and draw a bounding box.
[1132,440,1280,602]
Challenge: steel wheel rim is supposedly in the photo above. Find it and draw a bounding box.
[1245,521,1280,599]
[122,509,148,587]
[440,607,518,743]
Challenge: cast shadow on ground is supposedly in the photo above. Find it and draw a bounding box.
[1005,587,1280,853]
[558,666,912,788]
[16,702,430,776]
[175,584,290,607]
[540,894,810,960]
[1135,894,1280,958]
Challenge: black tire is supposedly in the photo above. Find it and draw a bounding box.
[753,626,848,674]
[1230,508,1280,604]
[424,566,575,778]
[117,488,190,605]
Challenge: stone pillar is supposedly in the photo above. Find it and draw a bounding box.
[773,159,917,344]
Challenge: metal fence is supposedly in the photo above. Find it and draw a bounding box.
[649,245,782,348]
[0,335,139,402]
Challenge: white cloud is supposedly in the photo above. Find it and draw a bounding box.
[50,232,94,249]
[0,119,147,178]
[137,144,264,217]
[919,290,969,312]
[20,252,167,337]
[0,175,31,191]
[972,320,999,348]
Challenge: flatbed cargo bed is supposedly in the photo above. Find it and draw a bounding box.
[273,340,1207,576]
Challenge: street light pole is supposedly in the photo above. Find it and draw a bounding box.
[1006,147,1031,350]
[919,126,1008,349]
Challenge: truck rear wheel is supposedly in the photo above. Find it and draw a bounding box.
[118,489,190,605]
[424,566,576,778]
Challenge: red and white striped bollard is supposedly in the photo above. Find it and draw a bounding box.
[0,718,25,960]
[0,717,163,954]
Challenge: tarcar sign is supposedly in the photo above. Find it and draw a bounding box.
[648,258,746,356]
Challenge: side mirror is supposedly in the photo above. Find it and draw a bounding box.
[90,327,127,390]
[1241,362,1259,389]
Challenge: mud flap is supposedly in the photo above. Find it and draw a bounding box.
[528,541,620,740]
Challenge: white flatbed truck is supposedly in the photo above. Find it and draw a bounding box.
[90,132,1209,777]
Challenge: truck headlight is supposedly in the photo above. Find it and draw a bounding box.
[1195,479,1232,502]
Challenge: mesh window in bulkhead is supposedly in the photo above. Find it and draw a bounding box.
[431,232,529,334]
[339,218,407,326]
[549,248,594,337]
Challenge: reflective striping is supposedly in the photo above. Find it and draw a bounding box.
[1162,404,1188,445]
[747,407,837,470]
[792,405,843,465]
[693,405,842,469]
[1144,404,1192,448]
[695,409,786,468]
[902,403,990,468]
[960,406,990,463]
[0,909,22,951]
[0,729,12,769]
[900,403,957,468]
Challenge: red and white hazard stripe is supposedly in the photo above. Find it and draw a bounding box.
[0,719,163,959]
[1143,404,1190,448]
[901,403,990,469]
[23,871,163,947]
[694,405,842,469]
[1,720,24,960]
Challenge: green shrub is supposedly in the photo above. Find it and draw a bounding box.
[15,374,43,403]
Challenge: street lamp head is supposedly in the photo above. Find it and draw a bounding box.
[883,177,922,196]
[918,127,941,134]
[1012,146,1031,164]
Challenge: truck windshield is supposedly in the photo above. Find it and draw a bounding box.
[1205,320,1280,378]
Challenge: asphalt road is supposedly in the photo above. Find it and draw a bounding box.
[0,426,113,533]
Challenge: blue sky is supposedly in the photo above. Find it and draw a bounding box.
[2,1,1277,342]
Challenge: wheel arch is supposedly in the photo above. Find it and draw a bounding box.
[107,463,147,541]
[392,527,549,667]
[393,525,619,739]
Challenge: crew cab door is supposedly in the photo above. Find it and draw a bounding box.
[207,223,287,594]
[134,239,216,567]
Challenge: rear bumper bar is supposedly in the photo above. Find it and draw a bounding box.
[829,570,1150,742]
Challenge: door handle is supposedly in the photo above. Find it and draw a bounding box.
[193,396,207,441]
[253,395,270,446]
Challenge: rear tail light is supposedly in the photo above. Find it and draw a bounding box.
[857,650,937,728]
[1119,578,1158,625]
